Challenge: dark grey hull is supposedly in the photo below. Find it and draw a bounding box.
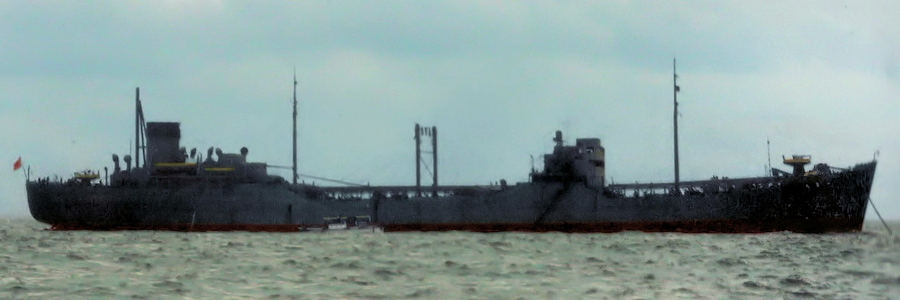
[377,162,876,233]
[27,182,371,231]
[26,162,877,233]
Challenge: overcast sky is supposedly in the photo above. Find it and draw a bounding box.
[1,1,898,220]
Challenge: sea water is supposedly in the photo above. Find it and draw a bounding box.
[1,219,898,299]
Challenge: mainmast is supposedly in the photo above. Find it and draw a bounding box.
[136,87,140,169]
[134,87,147,170]
[673,59,680,188]
[292,71,298,185]
[134,87,148,169]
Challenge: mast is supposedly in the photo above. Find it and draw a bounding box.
[767,137,772,176]
[292,70,298,185]
[673,59,680,188]
[135,87,140,169]
[432,126,437,196]
[415,123,421,196]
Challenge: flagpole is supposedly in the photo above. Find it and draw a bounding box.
[13,157,25,181]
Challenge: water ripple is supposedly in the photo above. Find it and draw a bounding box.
[0,220,897,299]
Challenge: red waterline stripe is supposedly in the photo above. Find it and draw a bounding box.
[381,220,863,233]
[50,223,320,232]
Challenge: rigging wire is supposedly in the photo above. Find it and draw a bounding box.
[266,165,366,186]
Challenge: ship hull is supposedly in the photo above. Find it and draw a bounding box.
[26,162,876,233]
[26,181,371,231]
[378,162,876,233]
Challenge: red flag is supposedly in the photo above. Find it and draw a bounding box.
[13,157,22,171]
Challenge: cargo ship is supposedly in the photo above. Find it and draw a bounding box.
[24,70,878,233]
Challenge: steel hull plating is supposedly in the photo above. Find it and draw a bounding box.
[27,162,876,233]
[26,182,371,231]
[377,162,875,233]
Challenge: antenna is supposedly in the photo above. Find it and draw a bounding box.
[292,68,298,185]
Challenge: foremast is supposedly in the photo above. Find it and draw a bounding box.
[673,58,680,189]
[135,87,147,169]
[292,71,298,185]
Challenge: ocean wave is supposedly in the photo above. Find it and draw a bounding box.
[0,219,897,299]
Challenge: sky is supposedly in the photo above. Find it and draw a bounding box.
[1,1,898,220]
